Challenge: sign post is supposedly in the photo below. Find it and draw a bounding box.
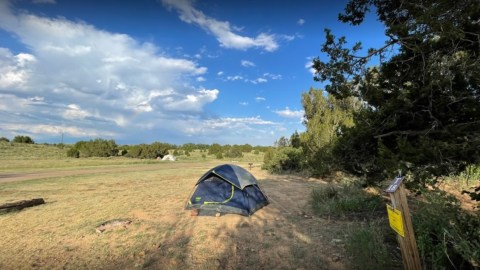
[385,176,422,270]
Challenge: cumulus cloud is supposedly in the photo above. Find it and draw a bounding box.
[241,60,255,67]
[274,107,304,119]
[0,1,222,141]
[297,18,305,25]
[255,97,266,102]
[162,0,279,52]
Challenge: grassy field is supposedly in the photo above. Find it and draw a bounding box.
[0,144,358,269]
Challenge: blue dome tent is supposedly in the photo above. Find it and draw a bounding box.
[185,164,269,216]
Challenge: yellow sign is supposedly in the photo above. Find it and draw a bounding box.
[387,204,405,237]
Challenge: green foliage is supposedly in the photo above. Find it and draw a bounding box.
[223,147,243,158]
[125,142,169,159]
[312,0,480,185]
[66,148,80,158]
[215,152,223,159]
[12,135,34,144]
[262,147,304,173]
[73,139,117,158]
[274,136,289,148]
[208,143,223,155]
[345,223,390,270]
[301,89,360,175]
[310,182,382,217]
[413,190,480,269]
[0,137,9,143]
[290,131,301,148]
[253,150,259,155]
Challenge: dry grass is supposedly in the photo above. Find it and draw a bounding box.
[0,160,350,269]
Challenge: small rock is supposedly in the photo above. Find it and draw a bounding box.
[331,255,341,262]
[215,212,221,217]
[191,209,199,216]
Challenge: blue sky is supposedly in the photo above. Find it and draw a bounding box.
[0,0,386,145]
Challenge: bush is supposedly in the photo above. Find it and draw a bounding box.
[262,147,304,173]
[13,135,34,144]
[413,190,480,269]
[0,137,9,143]
[74,138,117,157]
[216,152,223,159]
[223,148,243,158]
[66,148,80,158]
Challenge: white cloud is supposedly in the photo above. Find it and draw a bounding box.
[255,97,266,102]
[239,102,248,106]
[263,73,282,80]
[274,107,304,119]
[63,104,91,120]
[0,123,115,137]
[250,77,267,84]
[0,48,36,89]
[185,116,276,134]
[0,1,218,141]
[241,60,255,67]
[217,71,224,76]
[196,76,206,82]
[226,75,244,81]
[162,0,279,52]
[297,18,305,25]
[305,58,316,75]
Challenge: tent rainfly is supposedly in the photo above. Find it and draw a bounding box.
[185,164,269,216]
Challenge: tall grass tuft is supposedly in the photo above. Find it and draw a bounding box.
[345,222,391,270]
[310,182,382,217]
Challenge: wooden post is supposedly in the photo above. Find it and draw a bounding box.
[386,177,422,270]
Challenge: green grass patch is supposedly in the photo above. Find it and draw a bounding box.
[310,182,382,217]
[345,222,391,270]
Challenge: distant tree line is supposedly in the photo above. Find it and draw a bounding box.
[0,135,35,144]
[65,139,269,159]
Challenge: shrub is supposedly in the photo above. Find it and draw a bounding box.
[413,190,480,269]
[13,135,34,144]
[223,148,243,158]
[215,152,223,159]
[0,137,9,142]
[66,148,80,158]
[74,138,117,157]
[262,147,304,173]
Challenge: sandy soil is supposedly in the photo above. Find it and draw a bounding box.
[0,163,350,269]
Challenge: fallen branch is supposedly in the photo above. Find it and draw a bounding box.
[0,198,45,212]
